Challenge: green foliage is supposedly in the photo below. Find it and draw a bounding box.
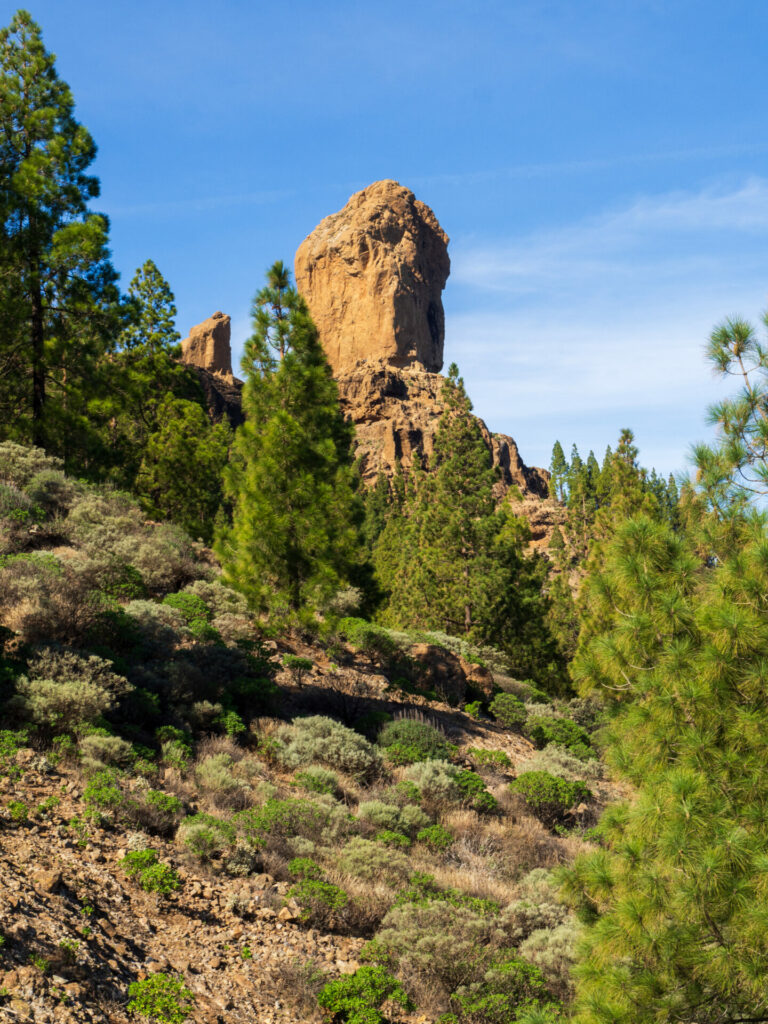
[563,503,768,1022]
[127,974,194,1024]
[377,719,457,765]
[338,618,397,660]
[451,954,557,1024]
[375,830,411,849]
[10,647,131,735]
[178,813,235,861]
[488,693,528,729]
[374,366,566,689]
[317,965,413,1024]
[295,766,339,796]
[7,799,28,823]
[122,849,181,896]
[288,878,350,924]
[137,397,231,544]
[288,856,324,880]
[467,748,512,770]
[337,837,411,884]
[278,716,382,781]
[83,768,124,814]
[523,717,592,761]
[0,11,123,460]
[0,730,28,779]
[416,824,454,850]
[510,773,590,828]
[217,262,368,617]
[452,768,498,813]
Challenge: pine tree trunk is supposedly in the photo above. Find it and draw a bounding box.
[31,262,45,447]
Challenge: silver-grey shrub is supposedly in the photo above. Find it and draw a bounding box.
[277,716,382,781]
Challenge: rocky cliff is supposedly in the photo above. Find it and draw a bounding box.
[296,180,549,506]
[180,311,244,428]
[295,180,449,375]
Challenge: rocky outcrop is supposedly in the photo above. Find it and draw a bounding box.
[335,360,548,498]
[295,180,450,375]
[180,311,244,427]
[181,311,234,378]
[186,365,244,428]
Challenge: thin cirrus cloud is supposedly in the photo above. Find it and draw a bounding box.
[445,178,768,474]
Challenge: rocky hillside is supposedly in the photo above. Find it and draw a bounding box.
[0,445,612,1024]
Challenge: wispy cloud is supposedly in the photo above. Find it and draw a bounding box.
[446,178,768,473]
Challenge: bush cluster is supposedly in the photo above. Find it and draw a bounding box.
[509,772,591,827]
[377,719,457,766]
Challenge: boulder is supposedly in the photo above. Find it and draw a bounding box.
[409,643,466,706]
[181,311,233,378]
[295,180,450,375]
[459,656,495,699]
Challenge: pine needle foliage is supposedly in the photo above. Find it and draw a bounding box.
[217,262,365,616]
[563,511,768,1023]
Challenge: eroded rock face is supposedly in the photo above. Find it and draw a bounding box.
[336,360,549,499]
[295,180,450,375]
[181,311,233,378]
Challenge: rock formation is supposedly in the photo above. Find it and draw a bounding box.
[180,311,244,428]
[181,311,234,378]
[296,180,549,515]
[295,180,450,375]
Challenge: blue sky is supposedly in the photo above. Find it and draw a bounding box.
[18,0,768,475]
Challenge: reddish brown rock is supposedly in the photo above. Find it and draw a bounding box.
[295,180,450,375]
[409,643,466,706]
[181,311,233,378]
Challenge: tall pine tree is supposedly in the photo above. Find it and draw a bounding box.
[0,10,122,461]
[217,262,365,616]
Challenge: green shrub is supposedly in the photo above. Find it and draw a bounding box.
[282,654,313,686]
[11,648,131,734]
[394,872,499,917]
[83,768,124,814]
[235,796,351,849]
[376,830,411,849]
[467,748,512,770]
[126,788,184,834]
[79,733,133,768]
[523,718,592,761]
[417,824,454,850]
[122,849,181,896]
[162,591,211,624]
[317,965,413,1024]
[391,779,421,806]
[509,772,590,827]
[127,973,194,1024]
[519,744,603,783]
[0,442,63,488]
[451,954,556,1023]
[8,800,28,823]
[338,837,411,884]
[288,857,324,880]
[357,799,429,838]
[453,768,498,814]
[377,719,457,766]
[294,766,339,795]
[367,900,502,990]
[287,878,350,926]
[403,760,461,807]
[489,693,528,729]
[178,813,235,861]
[463,701,484,718]
[337,618,398,661]
[277,716,382,781]
[0,730,28,779]
[195,753,248,808]
[501,870,571,941]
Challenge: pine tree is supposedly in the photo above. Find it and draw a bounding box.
[375,366,566,688]
[217,262,365,616]
[564,512,768,1023]
[121,259,180,353]
[0,10,122,458]
[92,259,205,489]
[549,440,569,501]
[136,397,231,543]
[564,314,768,1022]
